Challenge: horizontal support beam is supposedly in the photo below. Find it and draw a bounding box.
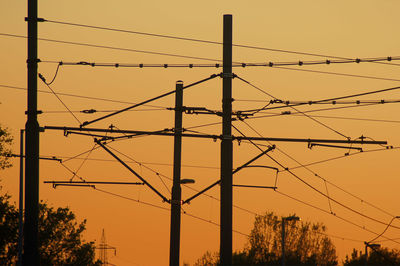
[233,184,277,189]
[44,181,145,185]
[43,125,388,145]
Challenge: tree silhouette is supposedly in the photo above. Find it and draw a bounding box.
[195,211,338,266]
[343,247,400,266]
[0,189,101,265]
[0,125,12,170]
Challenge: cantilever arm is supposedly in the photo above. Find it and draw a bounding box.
[182,145,275,205]
[81,73,219,127]
[95,139,170,203]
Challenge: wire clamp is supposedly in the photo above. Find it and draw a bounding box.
[24,17,45,22]
[221,73,234,79]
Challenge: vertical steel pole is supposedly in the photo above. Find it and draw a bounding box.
[24,0,40,264]
[282,219,286,266]
[169,81,184,266]
[220,14,233,266]
[18,129,24,266]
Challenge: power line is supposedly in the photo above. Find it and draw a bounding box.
[239,119,397,219]
[41,55,400,68]
[0,33,220,62]
[275,190,400,245]
[42,19,400,67]
[94,187,249,237]
[273,66,400,82]
[232,124,400,230]
[0,84,169,109]
[236,75,350,139]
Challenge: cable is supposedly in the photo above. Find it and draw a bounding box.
[369,216,400,243]
[0,84,168,109]
[253,112,400,124]
[236,75,350,139]
[239,119,397,219]
[38,76,82,125]
[273,66,400,82]
[0,33,220,62]
[42,20,400,67]
[232,124,400,230]
[41,55,400,69]
[275,190,400,245]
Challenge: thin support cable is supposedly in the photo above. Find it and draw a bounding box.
[69,143,97,181]
[38,76,82,125]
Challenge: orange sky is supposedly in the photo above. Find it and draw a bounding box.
[1,1,400,265]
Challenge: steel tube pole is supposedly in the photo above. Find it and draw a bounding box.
[169,81,183,266]
[18,129,24,265]
[220,14,233,266]
[24,0,40,264]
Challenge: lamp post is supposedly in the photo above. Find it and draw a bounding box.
[364,242,381,266]
[282,216,300,266]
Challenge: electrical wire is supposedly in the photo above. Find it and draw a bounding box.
[236,75,350,139]
[253,112,400,124]
[38,76,82,125]
[0,84,168,109]
[275,190,400,245]
[239,119,397,219]
[273,66,400,82]
[41,55,400,68]
[0,33,220,62]
[42,19,400,67]
[232,124,400,230]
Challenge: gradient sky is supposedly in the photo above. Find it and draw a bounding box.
[1,1,400,265]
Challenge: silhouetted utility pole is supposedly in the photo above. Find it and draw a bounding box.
[18,130,24,266]
[169,81,184,266]
[220,14,233,266]
[24,0,40,264]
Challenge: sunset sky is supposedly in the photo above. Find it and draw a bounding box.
[1,1,400,265]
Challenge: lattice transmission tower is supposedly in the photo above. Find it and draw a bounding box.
[97,229,116,266]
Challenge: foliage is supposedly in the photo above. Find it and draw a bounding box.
[0,189,101,265]
[343,247,400,266]
[0,125,13,170]
[195,211,338,266]
[0,193,19,264]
